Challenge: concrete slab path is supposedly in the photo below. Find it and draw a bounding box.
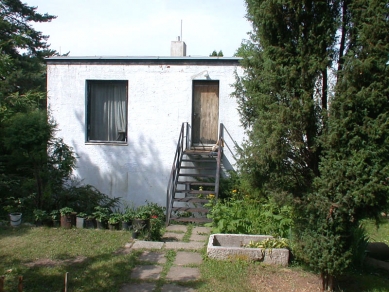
[120,224,212,292]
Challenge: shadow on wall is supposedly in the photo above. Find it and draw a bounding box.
[71,133,167,208]
[220,124,241,177]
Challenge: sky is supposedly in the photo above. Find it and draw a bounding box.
[24,0,252,57]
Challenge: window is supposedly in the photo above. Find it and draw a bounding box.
[86,80,128,143]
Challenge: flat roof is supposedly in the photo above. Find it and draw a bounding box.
[45,56,242,66]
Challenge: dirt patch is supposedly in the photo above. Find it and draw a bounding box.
[25,255,87,268]
[248,265,321,292]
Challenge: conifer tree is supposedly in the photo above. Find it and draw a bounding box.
[234,0,389,289]
[0,0,56,97]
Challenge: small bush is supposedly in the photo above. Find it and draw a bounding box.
[207,194,293,238]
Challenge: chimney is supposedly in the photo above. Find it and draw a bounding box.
[171,36,186,57]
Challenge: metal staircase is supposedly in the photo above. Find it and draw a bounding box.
[166,122,223,226]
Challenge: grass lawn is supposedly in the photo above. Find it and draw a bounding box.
[0,226,139,292]
[1,219,389,292]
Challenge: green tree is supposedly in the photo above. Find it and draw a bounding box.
[209,50,223,57]
[0,1,78,217]
[2,111,76,210]
[234,0,338,199]
[234,0,389,290]
[303,1,389,288]
[0,0,56,97]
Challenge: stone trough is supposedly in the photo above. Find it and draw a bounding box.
[207,234,289,266]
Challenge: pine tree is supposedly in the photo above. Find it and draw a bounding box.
[0,0,56,97]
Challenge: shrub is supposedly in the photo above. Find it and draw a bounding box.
[207,195,293,238]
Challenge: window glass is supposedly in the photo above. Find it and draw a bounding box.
[87,80,127,142]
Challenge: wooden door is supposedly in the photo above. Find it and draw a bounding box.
[192,81,219,145]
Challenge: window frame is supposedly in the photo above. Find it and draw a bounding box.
[85,80,128,144]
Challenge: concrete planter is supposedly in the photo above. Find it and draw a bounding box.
[207,234,289,266]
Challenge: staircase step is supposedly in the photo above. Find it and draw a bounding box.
[170,217,212,223]
[184,149,214,154]
[172,207,209,213]
[173,198,209,203]
[175,190,215,195]
[177,182,215,186]
[180,166,216,170]
[179,173,216,178]
[181,158,216,163]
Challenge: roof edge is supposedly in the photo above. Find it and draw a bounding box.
[45,56,242,66]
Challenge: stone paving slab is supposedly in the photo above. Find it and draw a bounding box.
[165,241,205,250]
[120,282,156,292]
[174,251,203,266]
[138,251,166,264]
[131,265,163,280]
[192,226,212,235]
[131,240,164,249]
[162,232,185,241]
[189,234,208,242]
[166,266,200,281]
[166,225,187,232]
[161,283,197,292]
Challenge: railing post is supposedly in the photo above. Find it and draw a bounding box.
[166,122,187,226]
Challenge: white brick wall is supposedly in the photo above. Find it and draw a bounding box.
[47,60,245,207]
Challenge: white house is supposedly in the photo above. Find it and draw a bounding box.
[46,42,245,208]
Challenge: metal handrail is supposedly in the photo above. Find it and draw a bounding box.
[214,123,224,198]
[166,122,188,226]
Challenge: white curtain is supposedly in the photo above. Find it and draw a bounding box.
[89,81,127,141]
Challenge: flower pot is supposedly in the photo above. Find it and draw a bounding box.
[52,220,60,227]
[122,221,131,231]
[60,215,73,229]
[132,231,139,239]
[9,212,22,227]
[108,223,119,231]
[85,218,96,229]
[96,220,107,230]
[76,217,85,228]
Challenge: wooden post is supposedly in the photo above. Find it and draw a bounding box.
[18,276,23,292]
[64,272,68,292]
[0,275,4,292]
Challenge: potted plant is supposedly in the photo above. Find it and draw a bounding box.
[33,209,49,227]
[76,212,87,229]
[108,212,122,231]
[122,208,135,231]
[92,206,110,229]
[60,207,75,229]
[4,196,23,227]
[50,210,60,227]
[132,205,150,234]
[131,220,146,239]
[84,214,96,229]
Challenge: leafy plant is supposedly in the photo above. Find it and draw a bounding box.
[122,208,136,222]
[134,205,151,220]
[243,238,289,249]
[50,210,60,221]
[33,209,48,222]
[92,206,110,222]
[2,196,23,214]
[76,212,87,219]
[59,207,74,216]
[207,196,292,238]
[108,213,122,225]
